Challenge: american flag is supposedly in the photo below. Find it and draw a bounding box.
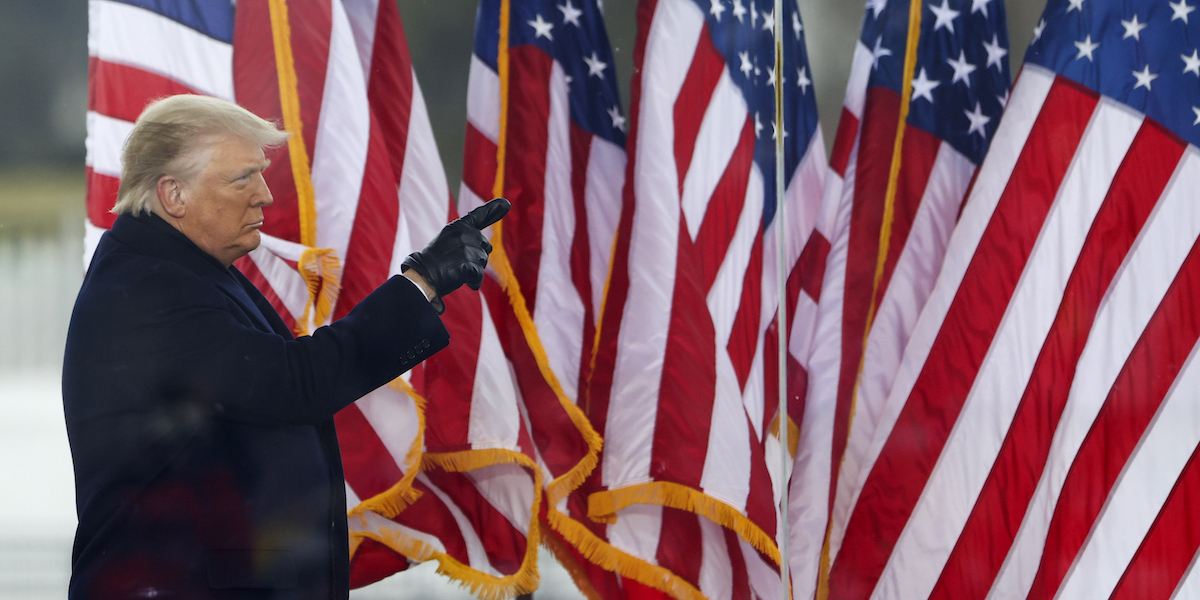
[87,1,540,596]
[816,0,1200,597]
[784,0,1010,596]
[585,0,826,596]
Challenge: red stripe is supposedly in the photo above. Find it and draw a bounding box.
[388,477,470,563]
[931,118,1184,600]
[829,107,860,178]
[743,411,777,536]
[762,320,809,436]
[482,277,589,477]
[462,122,499,204]
[694,119,757,292]
[502,46,554,313]
[569,123,596,400]
[1111,441,1200,600]
[86,168,119,230]
[334,403,405,499]
[671,24,724,198]
[89,57,200,122]
[874,126,942,306]
[348,537,410,588]
[235,255,299,334]
[795,231,830,304]
[725,528,751,600]
[332,117,401,320]
[828,77,1099,599]
[421,283,485,450]
[366,0,415,191]
[656,509,703,587]
[726,229,763,391]
[1029,192,1200,598]
[651,221,717,486]
[423,469,531,574]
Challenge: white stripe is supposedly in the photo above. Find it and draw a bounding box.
[416,473,502,575]
[355,385,422,469]
[85,111,132,178]
[831,143,972,557]
[393,75,452,273]
[603,0,702,488]
[833,66,1056,568]
[680,70,748,241]
[1170,549,1200,599]
[607,503,664,564]
[1059,341,1200,598]
[341,0,381,79]
[989,147,1200,599]
[743,536,783,600]
[843,41,874,120]
[708,164,764,346]
[467,55,502,144]
[698,517,734,599]
[88,0,234,100]
[464,462,535,536]
[874,97,1142,600]
[349,509,450,556]
[533,61,586,402]
[469,298,522,449]
[585,137,625,318]
[310,2,368,270]
[246,247,310,321]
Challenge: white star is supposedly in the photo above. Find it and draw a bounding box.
[866,0,887,18]
[583,52,607,78]
[1193,106,1200,125]
[971,0,992,18]
[761,8,774,32]
[983,33,1008,69]
[528,14,554,40]
[1121,14,1147,40]
[1033,19,1046,43]
[739,51,753,77]
[733,0,747,22]
[1184,49,1200,75]
[750,0,758,28]
[998,89,1010,108]
[607,106,626,132]
[964,102,991,137]
[710,0,726,21]
[1074,35,1099,61]
[771,120,788,140]
[911,67,939,103]
[1067,0,1085,12]
[564,74,573,84]
[558,0,583,26]
[1172,0,1197,23]
[793,12,803,39]
[754,112,763,138]
[929,0,960,33]
[872,35,893,70]
[767,64,780,87]
[1132,65,1159,90]
[796,66,811,94]
[946,50,977,86]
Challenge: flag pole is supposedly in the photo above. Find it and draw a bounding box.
[773,0,790,598]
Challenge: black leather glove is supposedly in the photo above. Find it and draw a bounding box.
[402,197,511,313]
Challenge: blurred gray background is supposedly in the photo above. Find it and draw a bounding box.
[0,0,1045,597]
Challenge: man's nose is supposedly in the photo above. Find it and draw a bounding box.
[253,174,274,207]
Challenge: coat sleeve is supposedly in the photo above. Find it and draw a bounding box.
[118,271,449,426]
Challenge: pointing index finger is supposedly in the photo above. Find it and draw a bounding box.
[462,197,511,230]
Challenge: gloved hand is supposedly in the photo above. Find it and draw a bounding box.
[401,197,511,313]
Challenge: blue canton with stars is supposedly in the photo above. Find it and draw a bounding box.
[475,0,626,148]
[865,0,1012,165]
[693,0,821,227]
[1025,0,1200,148]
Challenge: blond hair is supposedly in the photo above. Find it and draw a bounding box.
[112,95,289,215]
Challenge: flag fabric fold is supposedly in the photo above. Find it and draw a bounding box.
[584,0,825,597]
[812,0,1200,598]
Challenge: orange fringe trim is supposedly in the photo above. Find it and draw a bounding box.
[769,413,801,458]
[589,482,782,566]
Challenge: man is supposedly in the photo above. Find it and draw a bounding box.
[62,94,508,599]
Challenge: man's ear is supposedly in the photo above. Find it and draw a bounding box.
[156,176,187,218]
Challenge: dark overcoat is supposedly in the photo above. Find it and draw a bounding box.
[62,213,449,599]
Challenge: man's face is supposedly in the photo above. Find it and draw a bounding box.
[178,134,273,267]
